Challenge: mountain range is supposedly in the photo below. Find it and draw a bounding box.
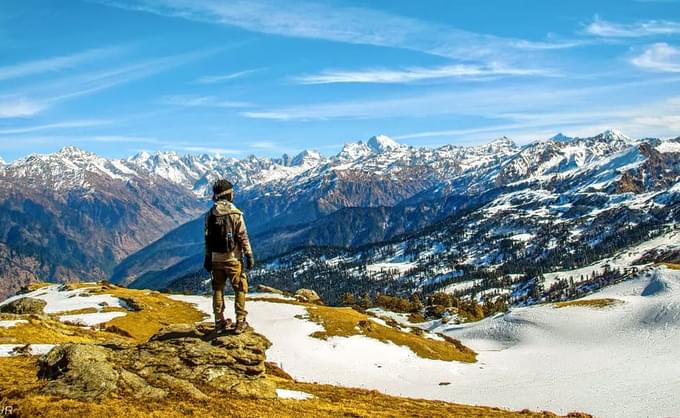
[1,130,679,302]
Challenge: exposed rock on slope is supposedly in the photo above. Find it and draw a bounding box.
[0,297,46,315]
[38,323,276,401]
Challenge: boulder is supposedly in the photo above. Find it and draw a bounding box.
[39,344,120,401]
[295,288,322,304]
[38,323,277,401]
[0,297,46,315]
[119,297,145,312]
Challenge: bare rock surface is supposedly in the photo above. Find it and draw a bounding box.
[295,288,322,304]
[0,297,46,315]
[38,323,277,401]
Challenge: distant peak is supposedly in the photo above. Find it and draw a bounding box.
[291,149,323,166]
[490,136,515,144]
[485,136,518,150]
[130,151,151,161]
[367,134,401,152]
[598,129,631,142]
[56,146,91,157]
[549,133,573,142]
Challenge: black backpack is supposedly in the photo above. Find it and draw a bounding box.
[206,212,236,253]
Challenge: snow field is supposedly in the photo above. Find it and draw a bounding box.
[174,268,680,417]
[0,285,128,326]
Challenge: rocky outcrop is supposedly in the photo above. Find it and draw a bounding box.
[614,143,680,194]
[295,288,322,304]
[0,297,46,314]
[38,323,277,401]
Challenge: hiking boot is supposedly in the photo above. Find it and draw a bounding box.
[215,318,233,332]
[234,320,248,335]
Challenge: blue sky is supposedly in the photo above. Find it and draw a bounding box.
[2,0,680,161]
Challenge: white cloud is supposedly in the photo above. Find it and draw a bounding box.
[240,84,597,121]
[195,68,264,84]
[242,74,680,122]
[0,96,47,118]
[0,49,216,119]
[95,0,578,62]
[0,120,112,134]
[84,135,163,144]
[295,64,555,84]
[585,17,680,38]
[159,94,252,108]
[0,47,124,81]
[632,43,680,72]
[395,96,680,145]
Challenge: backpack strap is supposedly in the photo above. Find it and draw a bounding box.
[227,207,243,216]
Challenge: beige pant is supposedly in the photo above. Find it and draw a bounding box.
[211,260,248,322]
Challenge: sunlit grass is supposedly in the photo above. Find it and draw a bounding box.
[661,262,680,270]
[97,286,206,342]
[0,315,130,345]
[554,298,622,309]
[305,305,476,363]
[0,357,587,418]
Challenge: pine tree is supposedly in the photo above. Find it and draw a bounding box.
[341,293,356,306]
[410,293,423,313]
[360,292,372,309]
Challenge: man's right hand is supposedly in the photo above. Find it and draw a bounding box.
[245,254,255,270]
[203,255,212,272]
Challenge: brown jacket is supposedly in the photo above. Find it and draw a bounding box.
[204,200,253,262]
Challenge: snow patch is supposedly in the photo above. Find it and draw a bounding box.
[59,311,127,327]
[0,344,55,357]
[0,320,27,328]
[276,388,313,400]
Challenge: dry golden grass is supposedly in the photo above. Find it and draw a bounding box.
[661,262,680,270]
[49,306,128,316]
[305,305,477,363]
[23,282,53,292]
[0,287,590,417]
[0,315,131,345]
[554,298,622,309]
[0,283,205,345]
[97,287,206,342]
[0,357,589,418]
[49,307,99,316]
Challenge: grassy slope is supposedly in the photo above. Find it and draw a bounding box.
[0,285,588,417]
[0,357,588,418]
[554,298,622,309]
[661,262,680,270]
[305,304,477,363]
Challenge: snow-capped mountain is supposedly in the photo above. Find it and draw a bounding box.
[125,150,320,197]
[495,130,634,186]
[5,146,145,190]
[118,131,680,291]
[549,132,572,142]
[0,147,204,298]
[367,134,404,152]
[240,133,680,305]
[3,130,680,298]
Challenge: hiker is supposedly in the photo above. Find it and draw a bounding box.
[204,179,255,334]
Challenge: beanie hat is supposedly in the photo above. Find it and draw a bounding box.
[212,179,233,201]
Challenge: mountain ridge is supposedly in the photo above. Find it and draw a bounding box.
[2,130,679,298]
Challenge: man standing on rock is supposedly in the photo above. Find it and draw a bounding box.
[204,179,255,334]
